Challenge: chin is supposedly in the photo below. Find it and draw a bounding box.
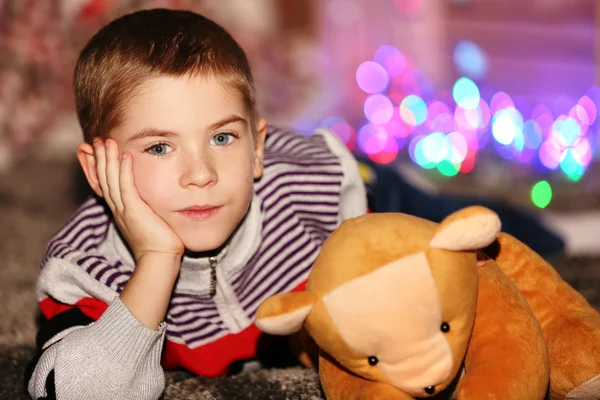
[182,235,229,254]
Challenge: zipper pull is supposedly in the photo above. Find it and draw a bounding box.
[209,256,217,297]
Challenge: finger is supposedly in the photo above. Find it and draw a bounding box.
[105,139,123,212]
[94,139,115,211]
[119,151,142,207]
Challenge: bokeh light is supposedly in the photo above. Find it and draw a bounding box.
[400,95,427,126]
[348,43,598,183]
[453,77,480,110]
[531,181,552,208]
[364,94,394,124]
[374,45,406,78]
[453,40,488,80]
[356,61,389,94]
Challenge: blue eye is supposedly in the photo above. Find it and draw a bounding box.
[145,143,172,156]
[210,133,236,146]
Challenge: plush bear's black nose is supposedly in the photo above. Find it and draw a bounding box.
[424,386,435,395]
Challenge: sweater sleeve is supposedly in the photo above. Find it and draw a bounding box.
[25,297,167,400]
[316,128,368,221]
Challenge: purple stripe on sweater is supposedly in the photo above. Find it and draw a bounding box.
[264,159,340,168]
[169,309,220,322]
[270,141,331,158]
[51,199,99,235]
[245,247,316,312]
[260,213,329,255]
[231,251,261,290]
[75,254,105,267]
[273,132,327,155]
[94,264,116,283]
[263,207,338,230]
[173,312,221,327]
[76,228,111,252]
[256,170,343,196]
[246,257,314,315]
[265,199,339,212]
[262,189,339,207]
[86,259,105,275]
[241,234,315,301]
[185,326,225,345]
[46,210,107,250]
[269,137,330,155]
[239,233,311,303]
[46,219,106,259]
[259,179,341,206]
[105,265,127,287]
[178,320,213,336]
[264,130,288,151]
[242,241,317,309]
[46,215,105,253]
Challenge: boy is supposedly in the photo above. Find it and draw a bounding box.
[25,8,367,399]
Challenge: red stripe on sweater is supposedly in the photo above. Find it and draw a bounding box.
[40,296,108,321]
[38,279,308,377]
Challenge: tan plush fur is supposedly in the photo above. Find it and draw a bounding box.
[256,207,600,399]
[484,233,600,400]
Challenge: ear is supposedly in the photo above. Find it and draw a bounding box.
[76,142,103,198]
[252,118,268,180]
[255,291,318,335]
[429,206,501,251]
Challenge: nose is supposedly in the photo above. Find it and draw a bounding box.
[179,151,218,188]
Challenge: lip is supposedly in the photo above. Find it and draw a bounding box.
[176,205,221,220]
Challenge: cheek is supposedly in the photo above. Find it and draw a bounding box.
[131,158,174,207]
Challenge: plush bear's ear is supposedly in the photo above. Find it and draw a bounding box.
[429,206,501,251]
[255,292,318,335]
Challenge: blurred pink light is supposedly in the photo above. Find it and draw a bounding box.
[367,134,399,165]
[578,95,597,125]
[490,91,514,114]
[364,94,394,124]
[374,45,406,78]
[401,73,421,96]
[572,137,592,167]
[478,99,491,129]
[539,139,562,170]
[356,61,389,94]
[385,116,411,138]
[447,131,468,162]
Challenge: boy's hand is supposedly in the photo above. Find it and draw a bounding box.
[94,138,184,262]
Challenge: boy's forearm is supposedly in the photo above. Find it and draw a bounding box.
[120,253,182,330]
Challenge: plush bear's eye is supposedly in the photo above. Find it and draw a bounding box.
[441,322,450,333]
[424,386,436,394]
[368,356,378,366]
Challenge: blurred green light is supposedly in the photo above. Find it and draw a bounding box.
[531,180,552,209]
[437,160,459,177]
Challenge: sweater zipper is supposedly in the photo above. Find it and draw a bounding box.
[209,256,217,297]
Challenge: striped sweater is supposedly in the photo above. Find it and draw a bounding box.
[25,127,367,400]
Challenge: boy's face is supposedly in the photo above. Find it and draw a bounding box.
[108,75,266,253]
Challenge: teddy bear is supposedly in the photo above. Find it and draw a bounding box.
[255,206,600,399]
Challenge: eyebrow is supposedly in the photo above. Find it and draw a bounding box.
[127,114,249,143]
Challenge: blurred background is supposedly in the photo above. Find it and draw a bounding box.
[1,0,600,212]
[0,1,599,386]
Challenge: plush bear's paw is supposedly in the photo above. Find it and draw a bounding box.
[565,374,600,400]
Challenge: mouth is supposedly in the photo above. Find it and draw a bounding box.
[176,205,221,220]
